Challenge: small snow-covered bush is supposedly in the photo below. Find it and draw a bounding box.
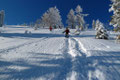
[95,20,109,40]
[24,30,32,35]
[95,28,109,40]
[29,31,32,35]
[24,30,28,34]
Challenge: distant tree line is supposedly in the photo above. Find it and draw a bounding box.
[32,5,89,30]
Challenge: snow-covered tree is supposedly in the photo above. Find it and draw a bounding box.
[92,20,96,29]
[34,19,41,30]
[95,20,109,39]
[66,5,88,29]
[66,9,76,29]
[76,5,83,13]
[109,0,120,31]
[85,24,89,30]
[96,27,109,40]
[29,22,34,27]
[0,10,5,27]
[95,19,104,30]
[75,5,88,30]
[40,12,49,28]
[49,7,63,28]
[40,7,63,28]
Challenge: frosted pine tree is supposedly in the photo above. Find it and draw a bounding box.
[66,9,76,29]
[85,24,89,30]
[34,19,41,30]
[109,0,120,31]
[75,5,88,30]
[41,7,63,28]
[41,12,50,28]
[95,20,109,39]
[48,7,63,28]
[54,7,63,28]
[95,19,102,30]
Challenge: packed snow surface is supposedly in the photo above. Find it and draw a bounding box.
[0,25,120,80]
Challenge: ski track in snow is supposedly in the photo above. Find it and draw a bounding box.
[0,37,47,54]
[1,26,120,80]
[66,37,120,80]
[66,37,99,80]
[68,38,86,57]
[71,37,120,80]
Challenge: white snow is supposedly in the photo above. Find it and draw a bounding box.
[0,26,120,80]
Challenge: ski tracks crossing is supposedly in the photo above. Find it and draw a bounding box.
[65,37,100,80]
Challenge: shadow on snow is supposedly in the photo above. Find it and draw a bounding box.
[0,51,120,80]
[0,33,64,38]
[0,32,95,39]
[0,53,72,80]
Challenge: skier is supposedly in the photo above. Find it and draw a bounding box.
[49,26,53,31]
[63,27,70,38]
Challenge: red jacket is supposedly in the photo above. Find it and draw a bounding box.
[49,26,52,31]
[65,29,70,34]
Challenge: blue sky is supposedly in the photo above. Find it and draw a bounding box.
[0,0,112,27]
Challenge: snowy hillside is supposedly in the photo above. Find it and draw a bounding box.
[0,26,120,80]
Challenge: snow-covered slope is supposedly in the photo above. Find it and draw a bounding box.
[0,26,120,80]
